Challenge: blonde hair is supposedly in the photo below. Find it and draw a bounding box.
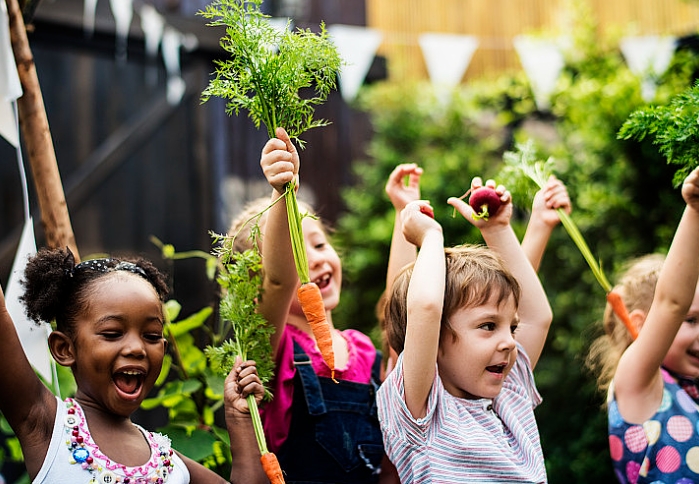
[385,244,521,354]
[227,196,320,254]
[586,253,665,395]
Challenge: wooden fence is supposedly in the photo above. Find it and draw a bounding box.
[366,0,699,81]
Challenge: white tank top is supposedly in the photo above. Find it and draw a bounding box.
[33,397,190,484]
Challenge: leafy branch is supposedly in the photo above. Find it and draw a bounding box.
[618,81,699,187]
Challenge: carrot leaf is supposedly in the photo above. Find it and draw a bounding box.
[618,80,699,187]
[502,141,612,292]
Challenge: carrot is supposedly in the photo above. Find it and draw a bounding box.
[606,290,639,340]
[260,451,285,484]
[297,282,335,378]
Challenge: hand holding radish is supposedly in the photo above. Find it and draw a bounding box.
[448,177,512,230]
[260,127,300,194]
[400,200,442,248]
[386,163,423,210]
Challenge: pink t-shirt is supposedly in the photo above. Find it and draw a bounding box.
[261,324,378,453]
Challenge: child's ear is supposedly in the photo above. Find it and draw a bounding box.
[629,309,647,334]
[48,331,76,367]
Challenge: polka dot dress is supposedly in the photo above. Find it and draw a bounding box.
[609,369,699,483]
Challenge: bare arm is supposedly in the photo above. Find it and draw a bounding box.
[385,163,422,290]
[0,282,55,479]
[258,127,301,356]
[225,358,269,484]
[449,178,553,369]
[400,201,445,419]
[615,166,699,421]
[521,175,572,272]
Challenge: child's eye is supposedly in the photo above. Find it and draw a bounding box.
[480,323,496,331]
[100,332,122,340]
[510,325,519,335]
[144,333,164,342]
[685,316,698,325]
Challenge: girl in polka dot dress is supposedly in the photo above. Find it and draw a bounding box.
[587,166,699,484]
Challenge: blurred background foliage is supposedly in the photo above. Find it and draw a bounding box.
[332,8,699,483]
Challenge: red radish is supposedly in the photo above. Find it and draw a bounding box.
[419,205,434,219]
[469,186,501,221]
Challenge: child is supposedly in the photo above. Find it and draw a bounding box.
[0,247,266,484]
[586,166,699,483]
[380,170,570,376]
[227,127,395,483]
[377,177,553,482]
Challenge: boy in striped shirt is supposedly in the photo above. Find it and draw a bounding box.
[377,178,553,483]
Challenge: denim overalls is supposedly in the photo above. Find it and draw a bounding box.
[276,340,385,484]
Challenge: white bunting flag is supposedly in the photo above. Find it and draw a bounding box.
[83,0,98,38]
[620,35,677,102]
[419,32,479,90]
[5,218,55,386]
[514,35,565,111]
[109,0,134,62]
[328,24,383,103]
[0,0,22,148]
[140,4,165,60]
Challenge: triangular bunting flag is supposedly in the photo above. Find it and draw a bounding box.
[109,0,134,62]
[328,24,383,103]
[419,32,479,90]
[5,218,55,385]
[140,4,165,60]
[620,35,677,102]
[514,35,565,111]
[83,0,99,38]
[0,0,22,147]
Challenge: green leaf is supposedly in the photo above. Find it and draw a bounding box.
[160,426,219,462]
[167,306,214,337]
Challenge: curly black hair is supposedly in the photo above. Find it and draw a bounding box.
[20,247,169,335]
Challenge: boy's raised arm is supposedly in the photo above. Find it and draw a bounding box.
[449,178,552,369]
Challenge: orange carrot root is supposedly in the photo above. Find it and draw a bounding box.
[606,290,639,340]
[297,282,335,378]
[260,452,285,484]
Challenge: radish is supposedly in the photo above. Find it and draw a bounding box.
[419,205,435,219]
[468,186,501,221]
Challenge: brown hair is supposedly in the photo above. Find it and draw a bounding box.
[385,244,521,354]
[586,253,664,395]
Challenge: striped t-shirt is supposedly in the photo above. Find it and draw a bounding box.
[377,344,546,483]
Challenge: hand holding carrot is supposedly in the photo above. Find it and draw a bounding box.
[225,356,265,415]
[260,127,300,194]
[386,163,423,211]
[531,175,572,229]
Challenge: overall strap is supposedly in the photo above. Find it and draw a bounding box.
[292,340,327,415]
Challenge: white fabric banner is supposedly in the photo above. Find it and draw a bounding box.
[514,35,565,111]
[328,24,383,103]
[419,32,479,90]
[0,0,22,147]
[620,35,677,102]
[5,218,55,385]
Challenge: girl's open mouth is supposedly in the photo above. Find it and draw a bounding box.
[113,370,145,395]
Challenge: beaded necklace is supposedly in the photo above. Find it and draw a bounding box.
[63,398,175,484]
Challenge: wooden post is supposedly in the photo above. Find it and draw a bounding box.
[6,0,80,260]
